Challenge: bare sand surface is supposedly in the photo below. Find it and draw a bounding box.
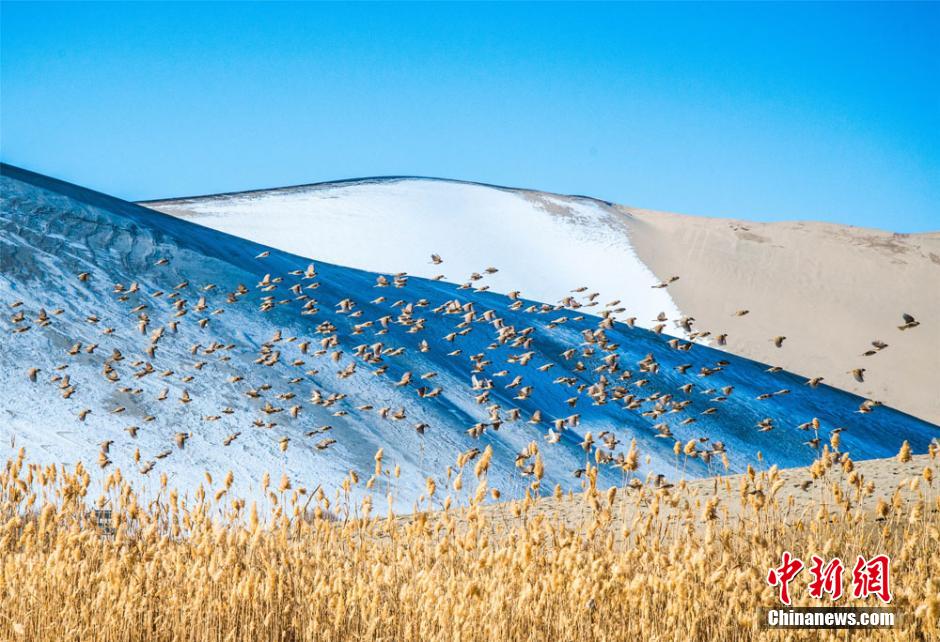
[463,453,937,535]
[623,208,940,425]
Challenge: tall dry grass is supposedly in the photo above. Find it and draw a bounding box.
[0,443,937,641]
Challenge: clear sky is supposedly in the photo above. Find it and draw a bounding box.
[1,2,937,232]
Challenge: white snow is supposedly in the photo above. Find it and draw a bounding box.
[5,166,935,513]
[147,179,683,329]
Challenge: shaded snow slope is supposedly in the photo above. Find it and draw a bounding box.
[3,165,937,509]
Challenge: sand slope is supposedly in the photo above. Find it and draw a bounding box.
[623,209,940,424]
[470,453,936,532]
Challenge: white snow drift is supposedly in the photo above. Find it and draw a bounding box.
[145,178,682,329]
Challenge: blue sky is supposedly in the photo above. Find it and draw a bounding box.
[1,2,937,232]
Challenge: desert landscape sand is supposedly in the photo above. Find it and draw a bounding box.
[623,208,940,424]
[472,452,935,534]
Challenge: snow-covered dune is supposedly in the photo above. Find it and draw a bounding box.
[145,178,682,331]
[146,178,940,425]
[3,164,937,509]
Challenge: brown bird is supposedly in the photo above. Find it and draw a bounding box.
[850,368,866,383]
[651,276,679,289]
[898,313,920,330]
[315,438,336,451]
[772,336,786,348]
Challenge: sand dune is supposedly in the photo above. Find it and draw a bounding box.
[467,453,935,534]
[142,179,682,332]
[145,179,939,424]
[623,208,940,424]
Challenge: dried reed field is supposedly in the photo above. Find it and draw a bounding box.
[1,443,937,641]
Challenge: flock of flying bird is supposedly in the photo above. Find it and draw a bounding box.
[5,224,926,492]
